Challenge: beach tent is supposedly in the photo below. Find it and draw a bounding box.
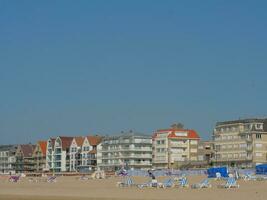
[256,164,267,175]
[207,167,229,178]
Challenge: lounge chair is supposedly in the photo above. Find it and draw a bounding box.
[47,176,57,183]
[79,175,89,181]
[215,172,222,180]
[218,177,239,189]
[161,178,175,188]
[178,177,189,188]
[191,178,212,189]
[245,173,267,181]
[117,176,136,187]
[9,175,20,183]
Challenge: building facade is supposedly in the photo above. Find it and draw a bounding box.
[213,118,267,168]
[69,137,84,172]
[98,132,152,170]
[32,141,47,172]
[53,136,73,172]
[0,145,17,174]
[80,136,102,172]
[46,138,55,171]
[196,140,213,167]
[152,127,200,169]
[15,144,36,173]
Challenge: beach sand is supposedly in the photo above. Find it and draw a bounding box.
[0,175,266,200]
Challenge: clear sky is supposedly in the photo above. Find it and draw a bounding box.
[1,0,267,144]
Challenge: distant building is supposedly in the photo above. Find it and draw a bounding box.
[80,136,102,172]
[152,127,200,169]
[69,137,84,172]
[15,144,36,173]
[46,136,73,172]
[0,145,17,174]
[32,141,47,172]
[196,140,213,167]
[54,136,73,172]
[213,118,267,168]
[46,138,55,171]
[98,132,152,171]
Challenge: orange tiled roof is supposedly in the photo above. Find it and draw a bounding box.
[74,136,84,147]
[89,149,97,154]
[155,129,200,139]
[38,141,47,156]
[58,136,74,150]
[86,135,102,146]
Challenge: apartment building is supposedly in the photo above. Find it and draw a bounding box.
[197,141,213,167]
[98,132,152,170]
[46,138,55,171]
[69,136,84,172]
[80,136,102,172]
[213,118,267,168]
[15,144,36,173]
[152,127,200,169]
[0,145,17,174]
[53,136,73,172]
[32,141,47,172]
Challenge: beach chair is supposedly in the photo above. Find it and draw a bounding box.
[117,176,135,187]
[79,175,89,181]
[218,177,239,189]
[47,176,57,183]
[161,178,175,188]
[9,175,20,183]
[191,178,212,189]
[178,177,189,188]
[215,172,222,180]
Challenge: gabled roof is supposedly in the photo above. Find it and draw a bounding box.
[73,136,84,147]
[37,141,47,156]
[58,136,74,150]
[89,149,97,154]
[19,144,35,157]
[155,129,200,139]
[47,138,56,149]
[86,135,102,146]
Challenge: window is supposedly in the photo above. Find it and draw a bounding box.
[256,153,262,157]
[190,140,197,145]
[256,134,262,139]
[255,143,262,148]
[256,124,263,130]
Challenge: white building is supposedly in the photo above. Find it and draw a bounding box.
[80,136,102,172]
[69,137,84,172]
[98,132,152,171]
[0,145,17,174]
[46,136,73,172]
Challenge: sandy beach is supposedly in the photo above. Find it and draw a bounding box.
[0,175,267,200]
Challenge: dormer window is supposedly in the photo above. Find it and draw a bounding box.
[256,124,263,130]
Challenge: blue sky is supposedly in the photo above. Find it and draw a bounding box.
[1,1,267,144]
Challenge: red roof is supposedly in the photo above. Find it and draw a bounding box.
[155,129,200,139]
[19,144,36,157]
[89,149,97,154]
[73,137,84,147]
[58,136,74,150]
[38,141,47,156]
[86,136,102,146]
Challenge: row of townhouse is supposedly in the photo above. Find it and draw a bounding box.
[2,118,266,174]
[0,129,211,173]
[0,142,47,174]
[46,135,102,172]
